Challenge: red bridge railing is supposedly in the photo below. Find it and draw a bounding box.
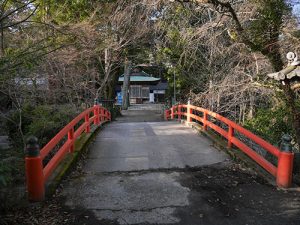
[25,104,111,201]
[165,104,294,188]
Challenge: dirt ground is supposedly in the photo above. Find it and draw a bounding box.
[1,162,300,225]
[177,164,300,225]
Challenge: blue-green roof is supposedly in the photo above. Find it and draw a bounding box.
[118,76,160,82]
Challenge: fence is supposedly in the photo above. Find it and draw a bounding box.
[165,104,294,188]
[25,104,111,201]
[98,99,115,109]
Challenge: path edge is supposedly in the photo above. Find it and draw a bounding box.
[45,122,110,198]
[180,120,277,186]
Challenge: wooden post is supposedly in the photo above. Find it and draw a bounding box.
[165,110,169,120]
[187,101,192,123]
[227,125,234,148]
[25,136,45,201]
[178,105,181,121]
[99,107,103,122]
[203,111,208,130]
[94,100,100,126]
[276,134,294,188]
[171,106,174,119]
[85,113,90,133]
[68,128,74,153]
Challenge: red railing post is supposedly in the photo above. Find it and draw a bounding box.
[164,110,169,120]
[171,106,174,119]
[228,125,234,148]
[178,105,181,121]
[25,136,45,201]
[187,101,192,123]
[85,113,90,133]
[101,109,104,121]
[203,111,208,131]
[94,100,100,126]
[276,134,294,188]
[97,106,100,125]
[94,105,99,125]
[98,107,101,123]
[98,107,102,123]
[68,127,74,153]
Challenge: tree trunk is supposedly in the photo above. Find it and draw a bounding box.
[283,81,300,146]
[267,50,300,146]
[96,48,112,99]
[107,70,119,99]
[122,60,131,110]
[0,21,4,57]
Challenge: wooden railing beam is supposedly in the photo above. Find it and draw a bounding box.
[165,104,294,188]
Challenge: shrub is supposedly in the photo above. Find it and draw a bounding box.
[0,161,12,187]
[5,104,79,149]
[244,105,294,146]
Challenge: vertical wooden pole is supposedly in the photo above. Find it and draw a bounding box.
[68,128,74,153]
[94,100,100,126]
[276,134,294,188]
[85,113,90,133]
[178,105,181,121]
[187,101,193,123]
[165,110,169,120]
[171,106,174,119]
[25,136,45,201]
[227,125,234,148]
[203,111,208,131]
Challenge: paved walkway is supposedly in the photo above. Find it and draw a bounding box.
[61,108,229,224]
[116,104,164,123]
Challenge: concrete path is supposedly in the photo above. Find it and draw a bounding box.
[116,104,164,123]
[83,121,226,173]
[61,108,229,225]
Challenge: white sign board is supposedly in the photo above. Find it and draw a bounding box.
[149,93,154,103]
[153,90,165,94]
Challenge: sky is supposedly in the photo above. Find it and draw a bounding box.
[290,1,300,21]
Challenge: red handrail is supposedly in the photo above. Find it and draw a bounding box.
[165,104,294,188]
[25,104,111,201]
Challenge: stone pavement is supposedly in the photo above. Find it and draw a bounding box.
[61,107,229,224]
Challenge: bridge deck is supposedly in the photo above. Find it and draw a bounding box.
[59,108,300,225]
[61,108,230,224]
[84,121,227,172]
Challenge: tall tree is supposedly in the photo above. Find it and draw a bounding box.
[163,0,300,145]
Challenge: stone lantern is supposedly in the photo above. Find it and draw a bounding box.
[267,52,300,91]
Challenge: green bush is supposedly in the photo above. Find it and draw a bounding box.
[109,106,122,120]
[1,104,79,190]
[244,105,294,145]
[6,104,79,149]
[0,161,12,187]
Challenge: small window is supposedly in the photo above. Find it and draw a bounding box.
[130,86,141,98]
[141,87,149,98]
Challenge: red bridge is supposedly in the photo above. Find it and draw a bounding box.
[25,104,111,201]
[25,103,294,202]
